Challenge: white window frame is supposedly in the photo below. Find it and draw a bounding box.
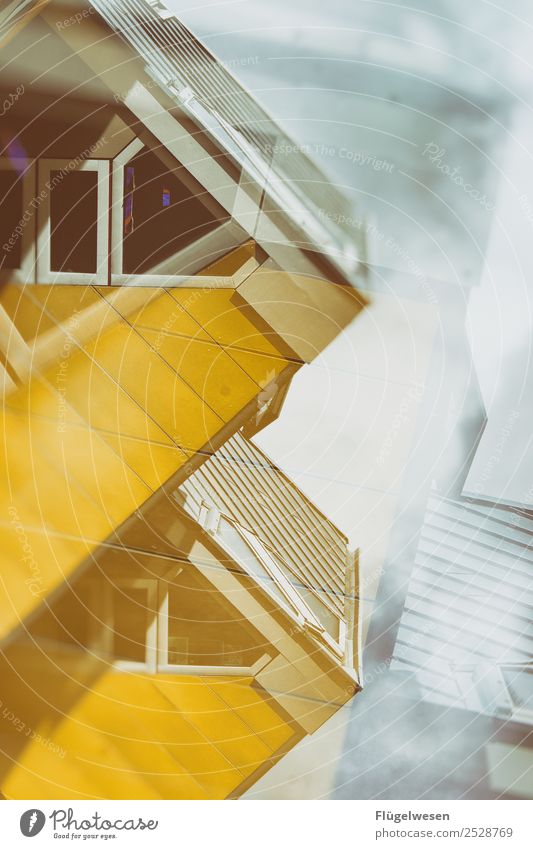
[499,662,533,725]
[102,569,271,677]
[239,522,344,657]
[36,158,110,285]
[104,578,158,673]
[455,661,533,725]
[204,509,345,659]
[0,157,36,284]
[110,138,247,286]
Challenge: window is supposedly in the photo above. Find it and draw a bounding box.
[111,584,152,664]
[102,569,268,674]
[111,139,246,284]
[0,170,23,270]
[23,561,271,675]
[501,665,533,721]
[201,507,344,657]
[296,585,341,642]
[0,159,35,283]
[454,662,533,723]
[121,147,227,275]
[50,170,98,273]
[215,515,291,612]
[36,159,109,284]
[164,569,266,668]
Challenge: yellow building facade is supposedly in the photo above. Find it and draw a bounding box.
[0,0,366,799]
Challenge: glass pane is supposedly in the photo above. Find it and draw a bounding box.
[122,148,226,275]
[234,522,340,638]
[297,585,340,641]
[502,667,533,710]
[0,171,23,270]
[216,516,288,609]
[112,586,148,663]
[166,568,267,667]
[50,169,98,273]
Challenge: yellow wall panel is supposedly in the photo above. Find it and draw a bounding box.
[94,286,164,322]
[0,530,93,641]
[45,725,168,800]
[0,285,56,342]
[100,433,189,491]
[127,290,211,341]
[1,415,116,540]
[153,675,273,775]
[200,240,257,278]
[168,289,283,355]
[28,416,152,522]
[0,284,294,684]
[27,284,103,327]
[0,661,291,799]
[40,348,175,445]
[4,376,188,491]
[0,280,307,800]
[228,348,290,388]
[2,738,102,802]
[3,410,150,522]
[209,678,295,752]
[83,322,223,450]
[79,675,242,798]
[5,375,81,426]
[0,636,296,799]
[137,329,260,422]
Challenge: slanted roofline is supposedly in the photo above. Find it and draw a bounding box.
[91,0,365,278]
[4,0,366,284]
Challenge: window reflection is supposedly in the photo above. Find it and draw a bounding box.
[167,568,265,667]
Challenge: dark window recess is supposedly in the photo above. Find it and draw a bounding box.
[122,148,227,275]
[167,569,266,667]
[111,586,149,663]
[50,170,98,273]
[0,171,23,271]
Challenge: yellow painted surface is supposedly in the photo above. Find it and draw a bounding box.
[0,282,310,800]
[127,290,211,341]
[82,321,224,449]
[0,284,294,644]
[200,240,257,278]
[169,288,283,355]
[0,285,56,340]
[228,348,290,387]
[136,330,261,421]
[0,644,295,800]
